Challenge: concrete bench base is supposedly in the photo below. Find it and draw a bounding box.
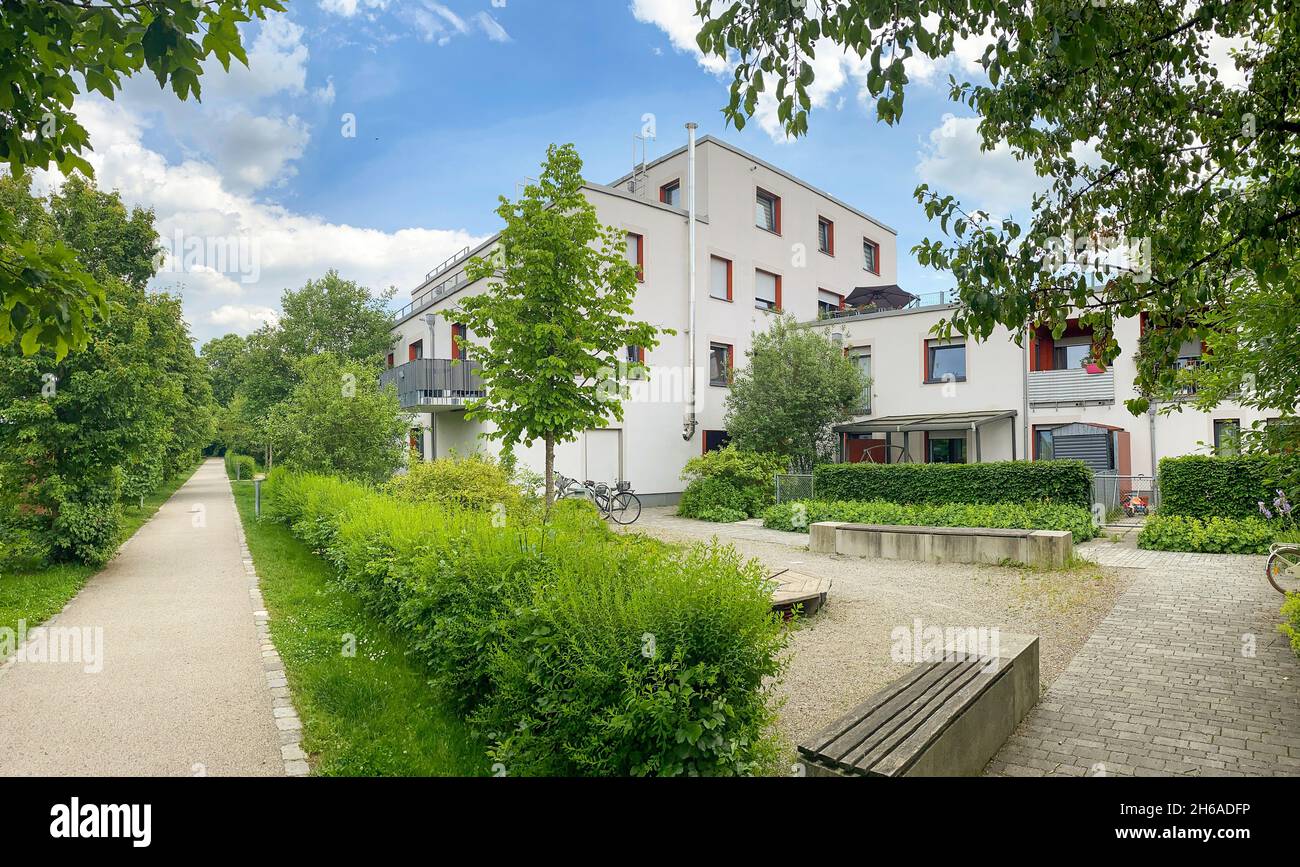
[799,634,1040,777]
[810,522,1071,569]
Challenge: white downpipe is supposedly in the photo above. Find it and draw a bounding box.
[683,122,699,441]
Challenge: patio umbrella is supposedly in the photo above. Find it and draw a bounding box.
[843,284,918,311]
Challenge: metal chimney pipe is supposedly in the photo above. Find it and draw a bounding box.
[683,122,699,441]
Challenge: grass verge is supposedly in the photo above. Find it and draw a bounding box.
[230,481,484,776]
[0,461,203,648]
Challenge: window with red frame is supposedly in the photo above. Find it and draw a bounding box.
[818,217,835,255]
[625,232,644,281]
[659,180,681,207]
[408,340,423,361]
[709,255,733,301]
[756,188,781,233]
[451,324,468,360]
[755,269,781,312]
[863,237,881,274]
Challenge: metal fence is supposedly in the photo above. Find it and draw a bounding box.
[775,474,814,504]
[1091,473,1160,518]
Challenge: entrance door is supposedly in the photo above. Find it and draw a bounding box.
[584,429,622,484]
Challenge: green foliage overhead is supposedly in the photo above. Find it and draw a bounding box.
[0,0,284,357]
[764,499,1097,544]
[696,1,1300,432]
[450,143,667,506]
[814,460,1094,510]
[1159,454,1299,520]
[724,315,866,474]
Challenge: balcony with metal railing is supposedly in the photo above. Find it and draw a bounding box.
[379,358,485,412]
[1028,367,1116,407]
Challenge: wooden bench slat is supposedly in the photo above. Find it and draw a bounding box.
[799,661,945,757]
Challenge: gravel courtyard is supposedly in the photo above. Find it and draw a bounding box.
[621,509,1132,758]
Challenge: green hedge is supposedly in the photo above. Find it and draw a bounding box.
[814,460,1093,510]
[1137,514,1276,554]
[1280,593,1300,661]
[678,476,762,522]
[677,446,786,522]
[264,469,787,776]
[224,453,257,481]
[1158,455,1295,520]
[763,499,1097,543]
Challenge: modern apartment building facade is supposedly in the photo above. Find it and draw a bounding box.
[384,131,900,502]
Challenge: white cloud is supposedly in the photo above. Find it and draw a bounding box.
[475,12,511,43]
[212,112,311,193]
[318,0,389,17]
[631,0,728,73]
[208,304,281,334]
[915,115,1042,218]
[408,1,470,45]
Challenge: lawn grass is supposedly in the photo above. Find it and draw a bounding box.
[231,481,484,777]
[0,461,203,649]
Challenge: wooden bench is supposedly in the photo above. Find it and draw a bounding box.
[798,633,1039,777]
[767,569,831,618]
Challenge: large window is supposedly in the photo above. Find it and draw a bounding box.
[703,430,731,453]
[1053,340,1092,370]
[756,188,781,233]
[1214,419,1241,456]
[818,289,844,316]
[408,339,424,361]
[925,338,966,382]
[863,237,881,274]
[659,180,681,207]
[755,269,781,311]
[709,342,733,387]
[848,347,871,413]
[625,232,644,281]
[928,436,967,464]
[818,217,835,254]
[709,255,732,301]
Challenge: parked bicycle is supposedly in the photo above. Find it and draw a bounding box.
[554,473,642,525]
[1266,543,1300,595]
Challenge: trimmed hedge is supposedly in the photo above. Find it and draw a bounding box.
[264,469,787,776]
[1159,455,1296,520]
[814,460,1093,510]
[225,453,257,481]
[1281,593,1300,661]
[1137,514,1276,554]
[763,499,1097,543]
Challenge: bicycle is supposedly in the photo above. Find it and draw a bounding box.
[1266,543,1300,595]
[556,474,642,525]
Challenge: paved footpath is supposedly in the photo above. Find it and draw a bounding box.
[987,541,1300,776]
[0,459,284,776]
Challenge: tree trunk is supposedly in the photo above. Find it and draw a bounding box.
[544,433,555,513]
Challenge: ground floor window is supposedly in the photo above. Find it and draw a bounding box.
[1034,427,1054,461]
[409,429,425,460]
[703,430,730,453]
[928,436,966,464]
[1214,418,1241,455]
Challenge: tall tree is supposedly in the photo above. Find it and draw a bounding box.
[725,315,867,474]
[450,143,666,508]
[0,0,285,358]
[696,1,1300,426]
[200,333,250,408]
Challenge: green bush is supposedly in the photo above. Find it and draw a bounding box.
[1137,514,1276,554]
[814,460,1093,509]
[1280,594,1300,661]
[224,453,257,481]
[1159,454,1298,520]
[763,499,1097,543]
[265,470,787,776]
[385,453,523,515]
[677,446,785,521]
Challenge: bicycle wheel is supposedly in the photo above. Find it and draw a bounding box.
[609,492,641,525]
[1266,548,1300,594]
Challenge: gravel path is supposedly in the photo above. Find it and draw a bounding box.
[623,509,1131,756]
[0,459,283,776]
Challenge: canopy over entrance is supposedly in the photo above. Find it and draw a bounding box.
[834,410,1020,462]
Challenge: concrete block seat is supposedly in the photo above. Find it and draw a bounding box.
[798,634,1039,777]
[810,521,1072,569]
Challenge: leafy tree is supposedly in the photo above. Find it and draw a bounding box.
[449,143,666,508]
[265,353,407,484]
[0,0,285,357]
[696,1,1299,426]
[724,315,866,474]
[200,333,250,408]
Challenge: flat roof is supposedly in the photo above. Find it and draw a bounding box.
[835,410,1018,433]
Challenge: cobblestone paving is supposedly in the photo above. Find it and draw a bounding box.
[987,542,1300,777]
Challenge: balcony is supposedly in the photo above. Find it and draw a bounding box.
[1028,367,1115,407]
[380,359,485,412]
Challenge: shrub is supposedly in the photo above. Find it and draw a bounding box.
[678,476,764,521]
[385,453,523,515]
[763,499,1097,543]
[1159,454,1299,520]
[677,447,786,521]
[264,470,787,776]
[1137,514,1276,554]
[1280,594,1300,661]
[224,453,257,481]
[814,460,1093,509]
[50,475,125,566]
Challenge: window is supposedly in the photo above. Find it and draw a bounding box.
[625,232,644,281]
[709,256,733,301]
[925,338,966,382]
[408,340,424,361]
[1053,342,1092,370]
[1214,419,1241,456]
[709,342,733,387]
[1034,428,1055,461]
[450,324,468,361]
[863,238,881,274]
[409,429,424,460]
[818,217,835,255]
[848,347,871,413]
[659,180,681,207]
[754,269,781,311]
[817,289,844,316]
[928,436,967,464]
[703,430,731,454]
[756,188,781,233]
[625,345,646,365]
[386,352,395,369]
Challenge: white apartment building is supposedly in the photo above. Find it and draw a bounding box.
[384,130,900,503]
[807,302,1279,484]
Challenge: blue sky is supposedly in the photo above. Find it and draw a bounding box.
[45,1,1046,344]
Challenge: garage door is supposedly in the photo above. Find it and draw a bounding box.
[584,429,622,485]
